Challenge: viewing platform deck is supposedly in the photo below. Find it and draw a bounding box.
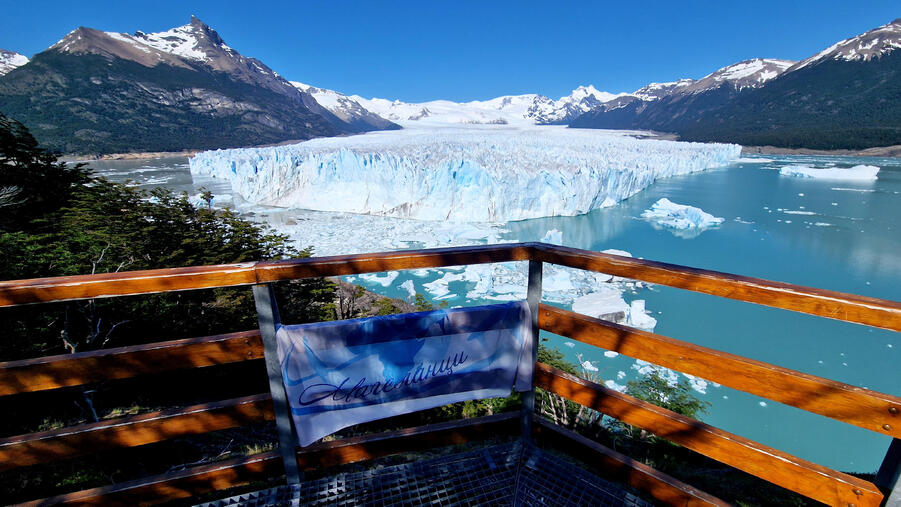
[0,243,899,506]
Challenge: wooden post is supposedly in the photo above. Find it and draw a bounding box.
[251,283,302,486]
[520,260,542,442]
[877,438,901,507]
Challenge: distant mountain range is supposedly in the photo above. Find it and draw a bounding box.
[0,17,397,154]
[572,19,901,150]
[1,17,899,153]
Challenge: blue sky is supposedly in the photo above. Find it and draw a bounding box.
[1,1,898,102]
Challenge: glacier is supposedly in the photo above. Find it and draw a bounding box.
[189,126,740,223]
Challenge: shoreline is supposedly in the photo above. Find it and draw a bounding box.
[63,150,201,162]
[741,144,901,158]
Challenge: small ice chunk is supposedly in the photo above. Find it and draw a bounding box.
[641,198,724,231]
[627,300,657,331]
[541,229,563,245]
[573,287,629,323]
[360,271,399,287]
[399,279,416,299]
[604,380,627,392]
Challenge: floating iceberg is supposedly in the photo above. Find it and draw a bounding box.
[189,126,740,223]
[779,165,879,181]
[571,286,657,331]
[642,198,724,232]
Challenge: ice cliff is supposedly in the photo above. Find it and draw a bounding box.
[189,126,740,223]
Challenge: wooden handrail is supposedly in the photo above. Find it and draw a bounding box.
[0,394,273,472]
[532,417,727,506]
[539,304,901,438]
[531,243,901,332]
[0,244,531,307]
[534,362,884,507]
[1,242,897,333]
[0,330,263,396]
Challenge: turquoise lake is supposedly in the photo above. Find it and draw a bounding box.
[90,153,900,473]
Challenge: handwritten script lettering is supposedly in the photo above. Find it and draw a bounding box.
[298,350,468,406]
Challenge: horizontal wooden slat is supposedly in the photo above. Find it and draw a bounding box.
[534,362,883,507]
[540,304,901,438]
[0,244,531,307]
[2,242,898,332]
[0,394,273,471]
[0,330,263,396]
[532,417,727,506]
[255,243,532,282]
[19,450,283,506]
[532,243,901,332]
[295,412,520,469]
[0,263,258,307]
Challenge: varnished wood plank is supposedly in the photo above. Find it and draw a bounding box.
[18,450,282,506]
[295,412,519,469]
[0,394,273,471]
[0,244,531,308]
[0,330,263,395]
[531,243,901,332]
[0,263,258,307]
[534,363,884,507]
[254,243,531,282]
[532,417,728,506]
[2,242,897,333]
[539,304,901,438]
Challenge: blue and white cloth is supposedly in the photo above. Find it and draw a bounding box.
[276,301,533,446]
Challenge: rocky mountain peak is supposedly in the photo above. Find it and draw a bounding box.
[792,18,901,71]
[0,49,29,76]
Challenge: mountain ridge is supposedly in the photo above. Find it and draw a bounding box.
[0,18,396,154]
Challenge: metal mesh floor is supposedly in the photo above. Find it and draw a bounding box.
[196,441,650,507]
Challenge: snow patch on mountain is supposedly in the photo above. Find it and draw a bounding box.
[291,82,398,130]
[189,126,740,223]
[0,49,28,76]
[793,18,901,70]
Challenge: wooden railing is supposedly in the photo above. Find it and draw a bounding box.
[0,243,898,506]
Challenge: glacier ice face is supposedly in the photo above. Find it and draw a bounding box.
[642,198,724,231]
[779,164,879,181]
[190,126,740,223]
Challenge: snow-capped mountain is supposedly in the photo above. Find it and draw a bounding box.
[792,17,901,70]
[572,17,901,149]
[49,16,302,100]
[0,17,396,153]
[527,85,629,124]
[348,85,626,127]
[290,82,399,132]
[0,49,28,76]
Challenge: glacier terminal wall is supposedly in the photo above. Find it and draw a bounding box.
[189,127,741,222]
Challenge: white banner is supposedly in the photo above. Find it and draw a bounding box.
[276,301,533,446]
